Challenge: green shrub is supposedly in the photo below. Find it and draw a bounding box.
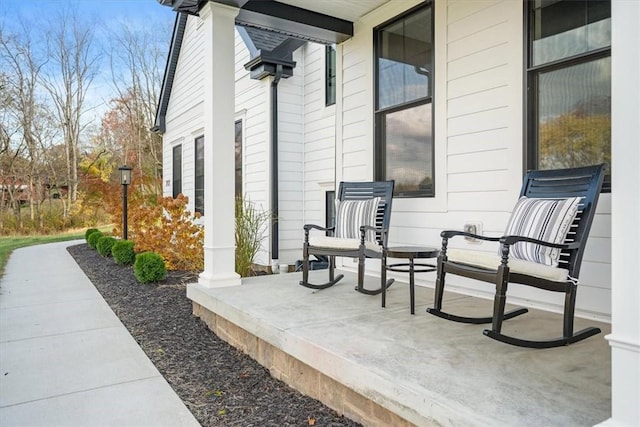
[134,252,166,283]
[96,236,117,257]
[85,228,100,242]
[112,240,135,265]
[87,231,104,249]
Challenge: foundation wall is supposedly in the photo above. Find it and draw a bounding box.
[192,302,428,427]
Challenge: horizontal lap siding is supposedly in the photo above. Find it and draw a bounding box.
[234,32,271,265]
[162,17,204,212]
[334,0,610,319]
[303,43,336,233]
[438,0,522,252]
[439,0,611,319]
[277,47,305,264]
[340,35,370,182]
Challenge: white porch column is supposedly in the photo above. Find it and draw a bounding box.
[198,1,241,288]
[601,1,640,426]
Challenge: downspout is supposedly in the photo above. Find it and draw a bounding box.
[270,64,283,270]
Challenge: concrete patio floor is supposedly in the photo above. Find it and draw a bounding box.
[188,268,611,427]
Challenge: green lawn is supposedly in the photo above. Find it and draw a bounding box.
[0,231,92,277]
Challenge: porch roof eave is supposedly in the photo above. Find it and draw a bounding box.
[158,0,355,44]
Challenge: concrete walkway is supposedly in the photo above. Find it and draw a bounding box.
[0,240,200,427]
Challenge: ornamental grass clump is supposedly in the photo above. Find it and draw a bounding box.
[235,195,270,277]
[87,231,104,249]
[96,236,117,257]
[112,240,135,265]
[85,228,99,242]
[134,252,166,284]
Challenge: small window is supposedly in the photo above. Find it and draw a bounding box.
[325,45,336,106]
[325,190,336,236]
[235,120,243,198]
[172,144,182,198]
[194,137,204,215]
[526,0,611,190]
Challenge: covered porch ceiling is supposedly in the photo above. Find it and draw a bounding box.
[157,0,390,44]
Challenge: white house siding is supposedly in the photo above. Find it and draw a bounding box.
[441,0,611,320]
[163,17,313,268]
[162,15,204,213]
[334,0,612,319]
[234,31,308,267]
[233,31,272,265]
[302,43,337,237]
[275,48,305,265]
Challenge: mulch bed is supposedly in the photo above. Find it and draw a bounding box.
[67,244,360,427]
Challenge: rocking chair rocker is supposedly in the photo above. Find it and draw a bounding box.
[299,181,394,294]
[427,164,606,348]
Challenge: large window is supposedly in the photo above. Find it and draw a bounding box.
[172,144,182,198]
[526,0,611,190]
[325,45,336,106]
[194,136,204,215]
[235,120,243,198]
[374,4,433,197]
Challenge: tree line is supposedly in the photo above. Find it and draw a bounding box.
[0,5,170,233]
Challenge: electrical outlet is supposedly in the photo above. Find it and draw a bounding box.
[463,222,483,243]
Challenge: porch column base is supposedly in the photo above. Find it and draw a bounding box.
[200,244,240,288]
[198,271,241,288]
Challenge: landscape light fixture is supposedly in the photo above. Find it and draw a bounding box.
[118,165,133,240]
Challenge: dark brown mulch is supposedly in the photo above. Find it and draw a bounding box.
[67,244,360,427]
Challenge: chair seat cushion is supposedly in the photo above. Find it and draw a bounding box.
[448,248,570,283]
[309,236,381,252]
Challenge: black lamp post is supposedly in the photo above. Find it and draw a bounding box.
[118,165,132,240]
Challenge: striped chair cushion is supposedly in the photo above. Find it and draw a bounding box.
[334,197,381,242]
[502,196,582,267]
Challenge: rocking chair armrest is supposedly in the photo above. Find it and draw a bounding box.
[303,224,334,233]
[500,235,581,250]
[303,224,335,243]
[440,230,501,242]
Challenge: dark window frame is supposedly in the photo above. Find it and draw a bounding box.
[235,119,243,198]
[172,144,182,199]
[194,136,204,215]
[325,190,336,236]
[524,0,611,192]
[325,45,336,106]
[373,2,435,198]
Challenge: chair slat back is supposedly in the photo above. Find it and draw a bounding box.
[338,181,395,246]
[519,164,605,278]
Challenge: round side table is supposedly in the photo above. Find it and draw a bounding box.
[382,246,440,314]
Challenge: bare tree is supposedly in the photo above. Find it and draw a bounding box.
[40,7,100,214]
[107,18,171,196]
[0,22,49,226]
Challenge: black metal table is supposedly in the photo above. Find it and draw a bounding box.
[382,246,440,314]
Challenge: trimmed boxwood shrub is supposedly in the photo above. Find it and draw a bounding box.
[87,231,104,249]
[134,252,166,284]
[112,240,135,265]
[85,228,99,242]
[96,236,117,257]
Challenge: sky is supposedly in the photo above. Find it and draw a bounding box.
[1,0,176,132]
[1,0,174,29]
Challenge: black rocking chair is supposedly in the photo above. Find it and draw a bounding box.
[299,181,394,294]
[427,164,606,348]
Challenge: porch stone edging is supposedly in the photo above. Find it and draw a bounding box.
[192,302,427,427]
